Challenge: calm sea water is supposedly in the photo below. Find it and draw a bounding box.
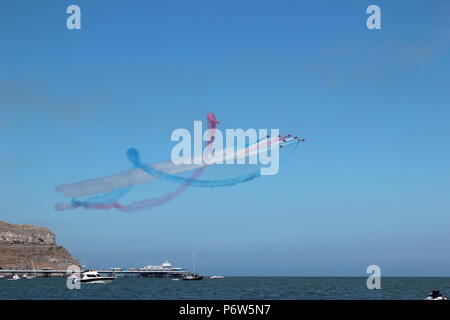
[0,277,448,300]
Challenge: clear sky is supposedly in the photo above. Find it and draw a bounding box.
[1,0,449,276]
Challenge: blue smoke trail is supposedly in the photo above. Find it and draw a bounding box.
[70,186,132,207]
[67,140,300,209]
[126,148,261,188]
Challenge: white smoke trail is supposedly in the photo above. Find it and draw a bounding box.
[56,137,289,198]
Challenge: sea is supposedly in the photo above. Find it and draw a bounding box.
[0,277,448,300]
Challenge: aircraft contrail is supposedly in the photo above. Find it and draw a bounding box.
[55,136,295,211]
[55,135,288,198]
[54,113,303,212]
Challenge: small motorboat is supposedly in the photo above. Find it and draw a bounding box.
[183,273,203,281]
[426,289,447,300]
[8,274,20,281]
[210,275,225,279]
[72,270,116,284]
[426,295,447,300]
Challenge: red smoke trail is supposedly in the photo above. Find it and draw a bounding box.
[77,113,219,211]
[70,114,285,212]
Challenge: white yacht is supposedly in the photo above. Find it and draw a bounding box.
[210,275,225,279]
[73,270,116,283]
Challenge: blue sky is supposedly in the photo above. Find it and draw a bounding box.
[1,0,449,276]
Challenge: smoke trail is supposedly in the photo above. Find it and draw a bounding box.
[56,134,274,198]
[61,138,298,212]
[58,113,219,211]
[126,147,261,188]
[59,137,275,211]
[68,164,207,212]
[123,134,291,188]
[55,112,301,212]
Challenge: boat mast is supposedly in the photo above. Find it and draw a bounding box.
[192,248,195,274]
[31,260,36,276]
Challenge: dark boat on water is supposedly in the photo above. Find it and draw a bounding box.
[182,249,203,280]
[183,273,203,280]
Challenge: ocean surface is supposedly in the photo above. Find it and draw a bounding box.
[0,277,448,300]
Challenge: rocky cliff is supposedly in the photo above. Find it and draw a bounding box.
[0,221,80,270]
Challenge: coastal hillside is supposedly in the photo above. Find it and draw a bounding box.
[0,221,80,270]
